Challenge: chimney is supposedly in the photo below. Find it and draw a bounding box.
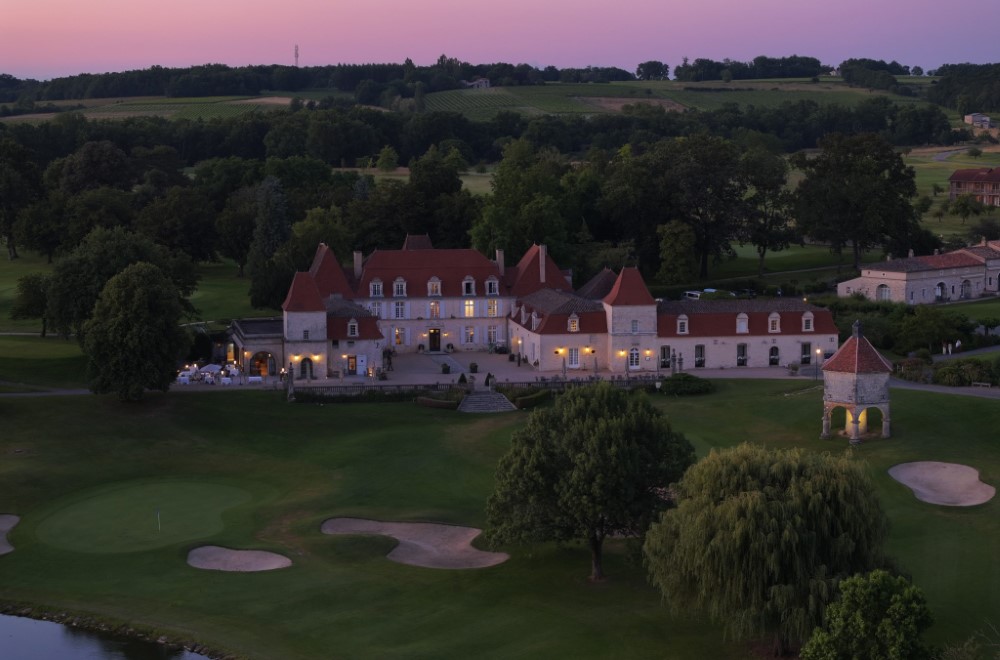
[538,244,547,284]
[495,249,505,276]
[908,249,914,258]
[353,251,363,279]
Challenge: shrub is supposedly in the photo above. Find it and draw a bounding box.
[441,363,451,374]
[469,362,478,373]
[514,389,551,409]
[897,358,929,383]
[457,373,467,384]
[658,373,716,395]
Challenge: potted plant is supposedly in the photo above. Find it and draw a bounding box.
[441,363,451,374]
[469,362,478,373]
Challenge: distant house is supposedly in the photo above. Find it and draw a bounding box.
[836,240,1000,304]
[964,113,993,129]
[461,78,491,89]
[949,168,1000,206]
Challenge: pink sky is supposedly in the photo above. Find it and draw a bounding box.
[3,0,998,81]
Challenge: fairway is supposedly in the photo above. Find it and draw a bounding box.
[36,480,253,553]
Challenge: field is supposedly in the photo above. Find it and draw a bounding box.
[905,146,1000,238]
[1,96,291,123]
[425,79,937,121]
[1,367,999,658]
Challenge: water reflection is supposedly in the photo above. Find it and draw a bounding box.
[1,613,206,660]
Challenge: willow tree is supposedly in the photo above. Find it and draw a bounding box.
[486,382,695,581]
[644,444,888,655]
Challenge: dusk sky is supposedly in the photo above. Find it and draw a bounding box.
[3,0,999,81]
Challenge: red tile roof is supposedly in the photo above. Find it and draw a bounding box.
[505,244,572,297]
[822,323,892,374]
[326,316,383,341]
[308,244,354,298]
[282,272,325,312]
[603,267,655,306]
[949,168,1000,183]
[359,249,504,298]
[863,251,983,273]
[655,301,837,338]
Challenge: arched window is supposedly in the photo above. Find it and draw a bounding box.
[677,315,689,335]
[876,284,891,301]
[427,277,441,297]
[802,312,815,332]
[462,276,476,296]
[769,346,780,366]
[300,358,313,379]
[768,312,781,333]
[628,348,640,368]
[567,314,580,332]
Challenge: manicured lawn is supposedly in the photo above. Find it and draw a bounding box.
[709,244,859,280]
[0,392,741,659]
[948,298,1000,322]
[0,336,87,388]
[1,375,999,657]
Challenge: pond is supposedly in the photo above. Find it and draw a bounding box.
[0,613,207,659]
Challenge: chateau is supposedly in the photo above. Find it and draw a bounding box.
[229,237,838,381]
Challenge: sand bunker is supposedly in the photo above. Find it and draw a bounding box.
[187,545,291,572]
[889,462,996,506]
[0,514,19,555]
[321,518,508,569]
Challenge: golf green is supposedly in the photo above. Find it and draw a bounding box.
[35,480,252,553]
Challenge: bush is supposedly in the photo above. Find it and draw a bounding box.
[897,358,929,383]
[469,362,478,373]
[457,373,467,384]
[658,373,716,395]
[441,363,451,374]
[514,389,551,409]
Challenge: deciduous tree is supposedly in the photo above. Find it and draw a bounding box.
[83,262,189,401]
[737,147,796,276]
[801,570,933,660]
[793,133,918,269]
[486,382,695,581]
[644,443,888,655]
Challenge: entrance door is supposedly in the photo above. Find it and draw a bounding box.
[769,346,780,366]
[736,343,748,367]
[429,328,441,352]
[660,345,671,369]
[568,347,580,368]
[347,356,357,375]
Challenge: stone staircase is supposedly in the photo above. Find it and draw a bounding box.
[458,390,517,413]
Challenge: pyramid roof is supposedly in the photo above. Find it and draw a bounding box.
[603,267,655,306]
[822,321,893,374]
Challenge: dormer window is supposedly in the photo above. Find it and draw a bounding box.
[370,279,383,298]
[768,312,780,333]
[802,312,814,332]
[347,319,358,337]
[736,313,749,334]
[393,278,407,297]
[462,277,476,296]
[427,278,441,297]
[677,315,689,335]
[486,278,499,295]
[568,314,580,333]
[531,312,540,331]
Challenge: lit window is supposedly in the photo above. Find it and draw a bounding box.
[736,313,749,334]
[394,327,405,345]
[768,313,780,333]
[347,321,358,337]
[486,279,499,295]
[465,300,476,318]
[394,301,406,319]
[487,299,498,318]
[429,301,440,319]
[393,279,406,297]
[370,280,383,297]
[465,326,475,343]
[427,279,441,296]
[463,278,475,295]
[568,315,580,332]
